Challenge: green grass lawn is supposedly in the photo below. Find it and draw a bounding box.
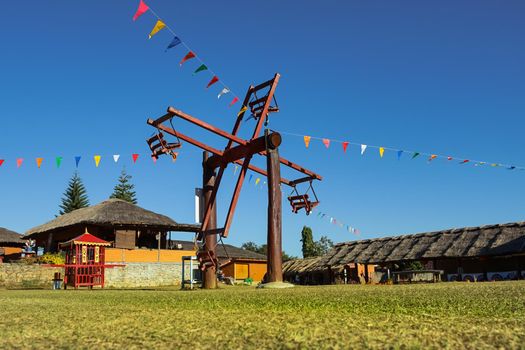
[1,282,524,349]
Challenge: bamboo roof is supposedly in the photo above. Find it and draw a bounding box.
[24,199,200,238]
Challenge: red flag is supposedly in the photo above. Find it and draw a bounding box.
[460,159,469,164]
[229,97,239,107]
[180,51,196,67]
[152,156,157,164]
[206,76,219,89]
[132,154,139,163]
[132,0,149,21]
[16,158,23,168]
[0,159,4,167]
[322,139,330,148]
[447,156,453,161]
[342,142,349,153]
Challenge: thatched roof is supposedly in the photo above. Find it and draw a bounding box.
[316,222,525,271]
[283,256,324,275]
[0,227,24,245]
[169,239,267,261]
[24,199,200,238]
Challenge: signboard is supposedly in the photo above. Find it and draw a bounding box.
[195,188,204,224]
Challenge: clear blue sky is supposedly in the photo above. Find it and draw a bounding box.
[1,1,524,257]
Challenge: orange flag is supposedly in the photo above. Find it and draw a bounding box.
[16,158,23,168]
[304,136,311,148]
[322,139,330,148]
[36,158,43,168]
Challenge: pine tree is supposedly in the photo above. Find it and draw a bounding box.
[59,172,89,215]
[110,168,137,204]
[300,226,317,258]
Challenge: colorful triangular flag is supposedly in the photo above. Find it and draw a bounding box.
[360,144,367,155]
[206,76,219,89]
[193,64,208,75]
[218,88,230,99]
[412,152,420,159]
[397,150,403,160]
[379,147,385,158]
[132,154,139,163]
[447,156,453,161]
[255,178,260,185]
[460,159,469,164]
[238,106,248,117]
[429,154,437,161]
[0,159,4,167]
[94,155,101,167]
[180,51,196,67]
[56,157,62,168]
[16,158,23,168]
[165,36,181,51]
[36,158,43,169]
[148,20,166,39]
[75,156,81,168]
[132,0,149,21]
[229,97,239,107]
[234,165,239,175]
[304,136,311,148]
[342,142,349,153]
[248,174,253,183]
[322,139,330,148]
[113,155,120,163]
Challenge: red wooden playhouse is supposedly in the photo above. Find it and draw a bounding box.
[59,230,111,289]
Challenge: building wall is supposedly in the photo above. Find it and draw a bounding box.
[0,247,22,261]
[222,261,267,281]
[105,248,195,263]
[0,262,188,289]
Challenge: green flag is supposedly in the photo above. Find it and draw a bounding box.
[193,64,208,75]
[412,152,420,159]
[56,156,63,168]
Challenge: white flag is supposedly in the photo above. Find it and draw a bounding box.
[113,155,120,163]
[360,144,367,155]
[217,88,230,99]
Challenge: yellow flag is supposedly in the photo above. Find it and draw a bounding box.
[255,178,260,185]
[94,155,101,167]
[379,147,385,158]
[238,106,248,117]
[36,157,43,168]
[149,20,166,39]
[304,136,311,148]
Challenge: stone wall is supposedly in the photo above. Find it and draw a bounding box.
[0,263,62,289]
[105,263,183,288]
[0,262,187,289]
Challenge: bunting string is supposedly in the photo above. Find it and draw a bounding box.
[275,130,525,172]
[133,1,242,107]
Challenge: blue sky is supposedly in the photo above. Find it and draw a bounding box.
[0,1,524,257]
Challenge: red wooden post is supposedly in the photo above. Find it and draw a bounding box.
[266,130,283,283]
[202,151,218,289]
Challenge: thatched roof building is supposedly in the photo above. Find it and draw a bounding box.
[169,239,267,262]
[0,227,24,247]
[317,222,525,271]
[24,199,200,251]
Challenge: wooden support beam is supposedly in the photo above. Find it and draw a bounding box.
[202,152,217,289]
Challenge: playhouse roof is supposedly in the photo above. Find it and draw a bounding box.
[25,199,200,238]
[0,227,24,246]
[59,231,111,247]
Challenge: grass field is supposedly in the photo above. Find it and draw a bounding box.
[1,282,524,349]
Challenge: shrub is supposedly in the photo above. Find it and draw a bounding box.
[37,252,65,265]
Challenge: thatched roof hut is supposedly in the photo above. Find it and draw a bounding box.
[282,256,324,275]
[314,221,525,272]
[25,199,199,238]
[24,199,200,251]
[0,227,24,247]
[168,239,267,262]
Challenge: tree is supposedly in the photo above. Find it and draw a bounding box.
[314,236,334,256]
[59,172,89,215]
[300,226,317,258]
[110,168,137,204]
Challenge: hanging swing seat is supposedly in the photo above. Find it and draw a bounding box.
[147,132,181,160]
[287,180,320,215]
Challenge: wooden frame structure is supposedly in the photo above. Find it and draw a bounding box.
[147,74,322,288]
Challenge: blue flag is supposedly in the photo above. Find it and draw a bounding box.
[166,36,181,51]
[75,156,81,168]
[248,174,253,183]
[397,150,403,160]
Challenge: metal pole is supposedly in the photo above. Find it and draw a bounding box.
[202,151,218,289]
[266,131,283,283]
